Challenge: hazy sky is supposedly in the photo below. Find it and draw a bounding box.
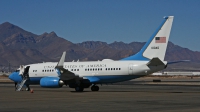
[0,0,200,51]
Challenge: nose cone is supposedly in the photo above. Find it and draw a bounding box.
[9,72,22,82]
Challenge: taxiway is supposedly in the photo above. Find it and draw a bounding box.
[1,82,200,112]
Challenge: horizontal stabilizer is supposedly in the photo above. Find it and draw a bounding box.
[147,57,165,66]
[167,60,190,64]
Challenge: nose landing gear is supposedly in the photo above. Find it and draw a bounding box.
[25,85,30,91]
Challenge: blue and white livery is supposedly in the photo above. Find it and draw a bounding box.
[9,16,174,92]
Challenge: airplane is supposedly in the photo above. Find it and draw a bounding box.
[9,16,174,92]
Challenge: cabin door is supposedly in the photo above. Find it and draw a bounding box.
[128,64,133,75]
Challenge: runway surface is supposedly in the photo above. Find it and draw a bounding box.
[1,83,200,112]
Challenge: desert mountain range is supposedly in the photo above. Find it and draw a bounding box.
[0,22,199,71]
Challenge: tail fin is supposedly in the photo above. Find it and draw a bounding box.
[122,16,174,61]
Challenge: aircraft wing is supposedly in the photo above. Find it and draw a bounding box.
[55,67,77,80]
[55,51,78,80]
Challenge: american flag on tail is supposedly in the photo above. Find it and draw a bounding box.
[155,37,166,43]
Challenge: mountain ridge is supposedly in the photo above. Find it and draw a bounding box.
[0,22,199,71]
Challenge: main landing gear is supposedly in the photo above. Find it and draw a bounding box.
[75,86,84,92]
[74,85,100,92]
[91,85,99,91]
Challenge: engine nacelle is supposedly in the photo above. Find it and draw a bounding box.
[40,77,64,88]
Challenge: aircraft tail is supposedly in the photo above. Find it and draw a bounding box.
[122,16,174,61]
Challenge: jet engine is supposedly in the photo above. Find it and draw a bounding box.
[40,77,64,88]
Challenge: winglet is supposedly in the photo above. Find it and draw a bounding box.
[55,51,75,78]
[56,51,66,68]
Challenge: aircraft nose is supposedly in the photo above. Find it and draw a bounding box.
[8,73,13,80]
[9,72,16,81]
[9,72,22,82]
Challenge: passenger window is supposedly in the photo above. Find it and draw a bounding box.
[106,68,107,70]
[116,68,118,70]
[77,69,79,71]
[74,69,76,71]
[119,68,121,70]
[108,68,110,70]
[113,68,115,70]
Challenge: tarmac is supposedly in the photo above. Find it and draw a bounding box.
[1,79,200,112]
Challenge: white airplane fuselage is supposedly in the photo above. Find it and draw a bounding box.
[26,60,166,84]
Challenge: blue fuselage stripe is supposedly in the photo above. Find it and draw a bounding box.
[9,72,145,84]
[84,75,145,83]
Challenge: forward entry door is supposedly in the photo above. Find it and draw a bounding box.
[23,66,30,78]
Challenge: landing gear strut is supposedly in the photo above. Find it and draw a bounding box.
[75,86,84,92]
[91,85,99,91]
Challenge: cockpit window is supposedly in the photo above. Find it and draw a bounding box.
[15,70,20,72]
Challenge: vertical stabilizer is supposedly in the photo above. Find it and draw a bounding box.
[122,16,174,61]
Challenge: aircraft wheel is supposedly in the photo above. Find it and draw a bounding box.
[95,86,99,91]
[75,86,84,92]
[91,86,99,91]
